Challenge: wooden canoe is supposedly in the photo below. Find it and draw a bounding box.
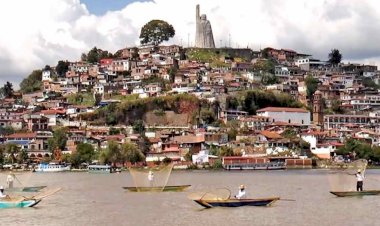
[123,185,191,192]
[5,186,47,192]
[330,190,380,197]
[0,198,41,208]
[193,197,280,208]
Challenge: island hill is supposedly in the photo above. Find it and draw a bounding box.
[1,17,380,170]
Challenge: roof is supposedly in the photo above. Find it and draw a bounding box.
[173,135,205,144]
[260,130,283,139]
[6,133,37,139]
[41,109,66,115]
[257,107,309,113]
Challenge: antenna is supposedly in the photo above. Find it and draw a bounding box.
[187,33,190,47]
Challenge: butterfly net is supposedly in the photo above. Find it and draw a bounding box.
[328,159,368,191]
[128,163,174,192]
[187,188,231,201]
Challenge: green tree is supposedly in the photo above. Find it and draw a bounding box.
[261,73,278,85]
[219,146,235,157]
[305,75,319,100]
[362,77,379,89]
[56,60,70,77]
[121,142,144,164]
[133,120,145,135]
[47,127,68,152]
[139,20,175,46]
[2,81,14,98]
[17,150,29,164]
[5,143,19,164]
[20,70,42,94]
[328,49,342,65]
[71,143,95,166]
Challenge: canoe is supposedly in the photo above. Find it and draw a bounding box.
[5,186,47,192]
[330,190,380,197]
[0,198,41,208]
[123,185,191,192]
[193,197,280,208]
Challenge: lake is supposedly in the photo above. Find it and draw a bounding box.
[0,169,380,226]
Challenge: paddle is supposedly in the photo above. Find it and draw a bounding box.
[279,198,296,201]
[24,187,62,200]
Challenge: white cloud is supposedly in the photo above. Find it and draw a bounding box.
[1,0,380,87]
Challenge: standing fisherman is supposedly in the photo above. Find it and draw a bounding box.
[356,169,364,191]
[148,171,154,187]
[6,172,15,189]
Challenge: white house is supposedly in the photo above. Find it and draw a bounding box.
[256,107,310,125]
[42,70,52,82]
[301,132,337,159]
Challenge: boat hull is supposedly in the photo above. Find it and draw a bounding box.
[123,185,191,192]
[34,166,71,172]
[5,186,47,192]
[193,197,280,208]
[330,190,380,197]
[0,199,41,208]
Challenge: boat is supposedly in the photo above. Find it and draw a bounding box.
[0,198,41,208]
[5,186,47,192]
[34,163,71,172]
[330,190,380,197]
[123,185,191,192]
[193,197,280,208]
[224,162,286,170]
[88,165,114,173]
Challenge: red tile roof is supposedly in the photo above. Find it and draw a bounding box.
[260,130,282,139]
[6,133,37,139]
[257,107,309,113]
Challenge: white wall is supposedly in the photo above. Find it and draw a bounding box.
[257,111,310,125]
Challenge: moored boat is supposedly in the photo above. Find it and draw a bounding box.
[5,186,47,192]
[88,165,113,173]
[193,197,280,208]
[0,198,41,208]
[123,185,191,192]
[34,163,71,172]
[330,190,380,197]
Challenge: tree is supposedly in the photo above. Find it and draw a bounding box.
[47,127,68,152]
[2,81,14,98]
[71,143,95,166]
[121,143,144,164]
[133,120,145,135]
[139,20,175,46]
[219,146,235,157]
[328,49,342,65]
[20,70,42,94]
[56,60,70,77]
[5,143,19,164]
[305,75,319,100]
[17,150,29,164]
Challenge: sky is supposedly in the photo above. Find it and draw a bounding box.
[1,0,380,87]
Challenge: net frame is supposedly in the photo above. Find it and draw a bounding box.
[129,163,174,192]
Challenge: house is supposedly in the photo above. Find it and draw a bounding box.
[172,134,205,154]
[256,107,310,125]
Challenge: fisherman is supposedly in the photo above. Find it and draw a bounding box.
[0,186,10,199]
[148,170,154,187]
[356,169,364,191]
[234,184,246,199]
[6,172,15,189]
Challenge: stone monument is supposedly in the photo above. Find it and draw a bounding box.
[195,4,215,48]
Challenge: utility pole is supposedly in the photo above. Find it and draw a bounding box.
[220,39,222,48]
[187,33,190,47]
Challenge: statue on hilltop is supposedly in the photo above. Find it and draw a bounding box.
[195,4,215,48]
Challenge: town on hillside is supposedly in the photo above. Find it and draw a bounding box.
[1,11,380,170]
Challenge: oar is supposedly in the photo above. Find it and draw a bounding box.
[14,175,24,187]
[25,188,62,200]
[279,198,296,201]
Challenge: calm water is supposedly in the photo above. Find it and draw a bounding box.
[0,170,380,226]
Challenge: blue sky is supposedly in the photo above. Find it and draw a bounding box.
[81,0,148,15]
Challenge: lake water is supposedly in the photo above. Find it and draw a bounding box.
[0,170,380,226]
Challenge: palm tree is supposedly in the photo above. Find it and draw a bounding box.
[6,143,20,164]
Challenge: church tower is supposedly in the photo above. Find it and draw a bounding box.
[312,90,323,126]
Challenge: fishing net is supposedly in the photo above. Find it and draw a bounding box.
[128,163,174,192]
[187,188,231,201]
[328,159,368,191]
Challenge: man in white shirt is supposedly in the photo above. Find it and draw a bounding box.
[234,184,246,199]
[356,170,364,191]
[0,186,9,199]
[148,171,154,187]
[6,172,15,188]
